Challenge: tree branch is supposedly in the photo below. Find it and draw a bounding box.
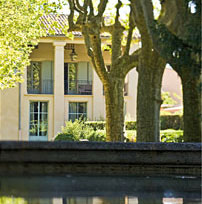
[89,0,94,17]
[140,0,200,74]
[122,48,140,75]
[97,0,108,17]
[75,0,84,12]
[111,0,124,68]
[124,7,135,56]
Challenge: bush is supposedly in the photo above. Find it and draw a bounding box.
[54,119,106,142]
[160,115,183,130]
[85,121,137,130]
[160,129,183,142]
[125,130,136,142]
[85,121,105,130]
[125,121,136,130]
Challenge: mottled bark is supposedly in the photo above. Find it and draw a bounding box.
[131,0,166,142]
[181,70,201,142]
[137,51,165,142]
[140,0,201,142]
[104,78,125,142]
[67,1,139,141]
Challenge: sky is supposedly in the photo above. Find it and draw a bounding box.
[52,0,161,18]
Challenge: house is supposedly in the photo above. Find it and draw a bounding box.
[0,15,182,141]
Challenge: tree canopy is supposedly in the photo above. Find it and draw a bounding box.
[0,0,55,89]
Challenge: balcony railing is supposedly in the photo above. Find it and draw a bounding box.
[27,79,54,94]
[64,80,92,95]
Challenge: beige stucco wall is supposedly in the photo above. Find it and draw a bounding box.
[0,86,19,140]
[162,67,182,105]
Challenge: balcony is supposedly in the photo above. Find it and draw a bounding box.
[27,79,54,94]
[64,80,92,95]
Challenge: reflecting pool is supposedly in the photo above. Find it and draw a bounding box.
[0,174,201,204]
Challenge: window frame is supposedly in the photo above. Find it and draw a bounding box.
[29,101,48,141]
[68,102,87,121]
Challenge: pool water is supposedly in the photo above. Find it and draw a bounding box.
[0,174,201,204]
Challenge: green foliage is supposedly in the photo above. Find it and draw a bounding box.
[125,121,137,130]
[54,119,106,142]
[125,130,136,142]
[162,92,177,105]
[85,121,137,130]
[0,197,27,204]
[124,129,183,143]
[160,115,183,130]
[85,117,182,131]
[160,129,183,143]
[85,121,106,130]
[0,0,55,89]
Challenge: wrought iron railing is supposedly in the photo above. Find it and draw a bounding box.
[27,79,54,94]
[64,80,92,95]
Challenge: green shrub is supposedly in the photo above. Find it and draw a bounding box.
[54,119,106,141]
[85,121,105,130]
[85,121,137,130]
[125,130,136,142]
[160,115,183,130]
[125,121,136,130]
[160,129,183,142]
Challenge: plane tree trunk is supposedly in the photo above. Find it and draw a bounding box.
[131,0,166,142]
[140,0,201,142]
[67,1,139,141]
[181,70,201,142]
[137,50,165,142]
[104,78,125,141]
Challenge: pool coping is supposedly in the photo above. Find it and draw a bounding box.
[0,141,201,175]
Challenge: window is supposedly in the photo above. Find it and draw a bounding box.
[69,102,87,121]
[29,102,48,141]
[64,62,92,95]
[27,61,53,94]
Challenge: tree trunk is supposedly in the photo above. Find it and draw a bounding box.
[181,70,201,142]
[104,78,125,142]
[137,51,165,142]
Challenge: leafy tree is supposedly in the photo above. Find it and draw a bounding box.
[162,92,177,105]
[0,0,54,89]
[67,0,139,141]
[140,0,201,142]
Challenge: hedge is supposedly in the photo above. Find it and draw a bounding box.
[85,121,105,130]
[85,116,183,131]
[160,115,183,130]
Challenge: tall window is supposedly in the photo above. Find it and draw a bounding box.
[64,62,93,95]
[29,102,48,141]
[27,61,53,94]
[69,102,87,121]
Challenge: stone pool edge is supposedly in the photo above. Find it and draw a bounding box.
[0,141,201,175]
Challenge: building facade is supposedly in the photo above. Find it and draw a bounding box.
[0,36,138,141]
[0,31,182,141]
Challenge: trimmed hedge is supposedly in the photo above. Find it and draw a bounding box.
[85,121,105,130]
[125,121,137,130]
[85,116,183,131]
[85,121,137,130]
[160,115,183,130]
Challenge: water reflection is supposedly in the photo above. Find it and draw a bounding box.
[0,175,200,204]
[0,196,197,204]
